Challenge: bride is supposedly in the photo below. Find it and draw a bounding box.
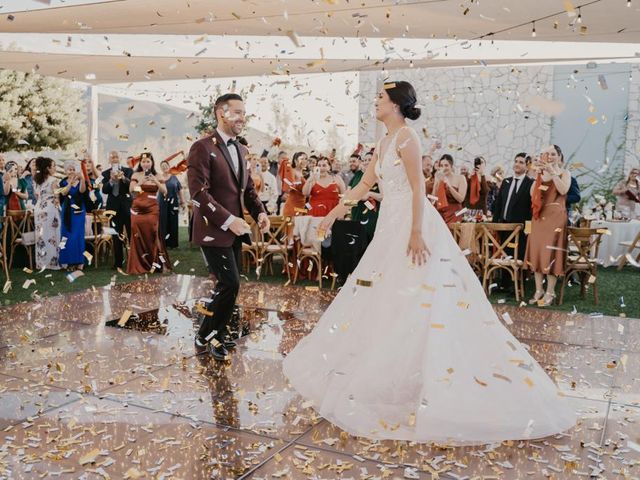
[282,80,576,445]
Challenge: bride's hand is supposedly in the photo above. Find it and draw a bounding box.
[407,231,430,266]
[317,214,336,239]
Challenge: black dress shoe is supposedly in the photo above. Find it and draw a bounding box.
[222,339,237,349]
[194,335,208,353]
[208,341,230,361]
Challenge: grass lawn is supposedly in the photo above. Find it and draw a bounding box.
[1,227,639,318]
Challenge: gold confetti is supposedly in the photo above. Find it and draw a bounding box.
[79,448,100,466]
[356,279,372,287]
[524,377,534,388]
[430,323,445,329]
[117,309,133,327]
[474,376,488,387]
[492,373,512,383]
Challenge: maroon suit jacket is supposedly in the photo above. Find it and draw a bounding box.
[187,130,265,247]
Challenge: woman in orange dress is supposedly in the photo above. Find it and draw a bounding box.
[127,152,170,274]
[281,152,309,217]
[524,145,571,306]
[303,157,346,217]
[431,154,467,224]
[248,154,263,195]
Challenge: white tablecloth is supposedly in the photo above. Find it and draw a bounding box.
[292,216,324,252]
[592,219,640,267]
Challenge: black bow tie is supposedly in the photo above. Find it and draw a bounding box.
[227,138,237,147]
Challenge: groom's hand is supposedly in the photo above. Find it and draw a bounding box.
[257,213,270,233]
[229,217,251,236]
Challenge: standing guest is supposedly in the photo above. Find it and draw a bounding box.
[0,155,7,216]
[127,152,169,274]
[526,155,537,180]
[303,157,346,217]
[613,167,640,218]
[158,159,184,249]
[465,156,489,213]
[33,157,60,270]
[432,154,467,224]
[101,150,133,270]
[348,153,382,241]
[566,175,581,220]
[84,155,103,209]
[491,153,533,264]
[22,159,37,206]
[59,160,89,270]
[524,145,571,307]
[459,163,471,178]
[247,155,263,194]
[4,161,29,212]
[258,156,278,214]
[486,165,504,215]
[282,152,308,217]
[342,154,361,186]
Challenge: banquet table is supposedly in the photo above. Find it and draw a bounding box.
[591,219,640,267]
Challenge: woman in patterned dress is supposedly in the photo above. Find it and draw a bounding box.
[33,157,61,270]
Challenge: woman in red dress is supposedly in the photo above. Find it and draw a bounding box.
[302,157,346,217]
[281,152,309,217]
[127,152,170,274]
[431,154,467,224]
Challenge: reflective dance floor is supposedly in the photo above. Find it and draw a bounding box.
[0,275,637,479]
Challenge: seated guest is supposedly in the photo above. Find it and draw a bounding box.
[486,165,504,215]
[4,161,29,213]
[349,153,382,242]
[524,145,571,307]
[127,152,170,274]
[491,152,533,262]
[33,157,61,270]
[422,143,439,196]
[613,166,640,218]
[465,156,489,213]
[432,154,467,224]
[282,152,308,217]
[258,156,278,214]
[303,157,346,217]
[59,160,90,270]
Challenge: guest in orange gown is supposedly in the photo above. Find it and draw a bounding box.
[302,157,346,217]
[127,152,170,274]
[281,152,309,217]
[432,154,467,224]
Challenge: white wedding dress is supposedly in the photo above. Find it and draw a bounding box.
[282,127,576,445]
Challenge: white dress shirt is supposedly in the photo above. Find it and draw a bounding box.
[503,174,525,219]
[216,127,241,231]
[259,169,278,213]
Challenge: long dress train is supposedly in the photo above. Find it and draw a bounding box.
[282,127,576,445]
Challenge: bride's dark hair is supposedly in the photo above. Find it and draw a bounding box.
[383,81,421,120]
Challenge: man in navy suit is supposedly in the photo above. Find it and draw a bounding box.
[101,150,133,270]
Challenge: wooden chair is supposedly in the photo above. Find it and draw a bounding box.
[258,216,292,280]
[85,209,114,268]
[0,216,10,291]
[6,209,34,270]
[480,223,525,302]
[617,229,640,270]
[559,227,606,305]
[448,222,462,244]
[241,215,262,275]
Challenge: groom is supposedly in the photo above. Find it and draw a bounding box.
[187,93,270,361]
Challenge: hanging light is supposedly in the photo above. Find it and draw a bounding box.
[628,0,632,7]
[531,21,537,37]
[577,7,582,23]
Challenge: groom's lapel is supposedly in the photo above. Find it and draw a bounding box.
[212,131,240,185]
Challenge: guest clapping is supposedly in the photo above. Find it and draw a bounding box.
[613,167,640,218]
[4,161,29,213]
[524,145,571,306]
[432,154,467,224]
[59,160,90,270]
[33,157,61,270]
[127,152,170,274]
[158,159,184,249]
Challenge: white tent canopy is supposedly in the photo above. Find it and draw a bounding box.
[1,0,640,83]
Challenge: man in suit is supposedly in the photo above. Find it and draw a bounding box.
[491,152,534,290]
[101,150,133,270]
[187,93,269,361]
